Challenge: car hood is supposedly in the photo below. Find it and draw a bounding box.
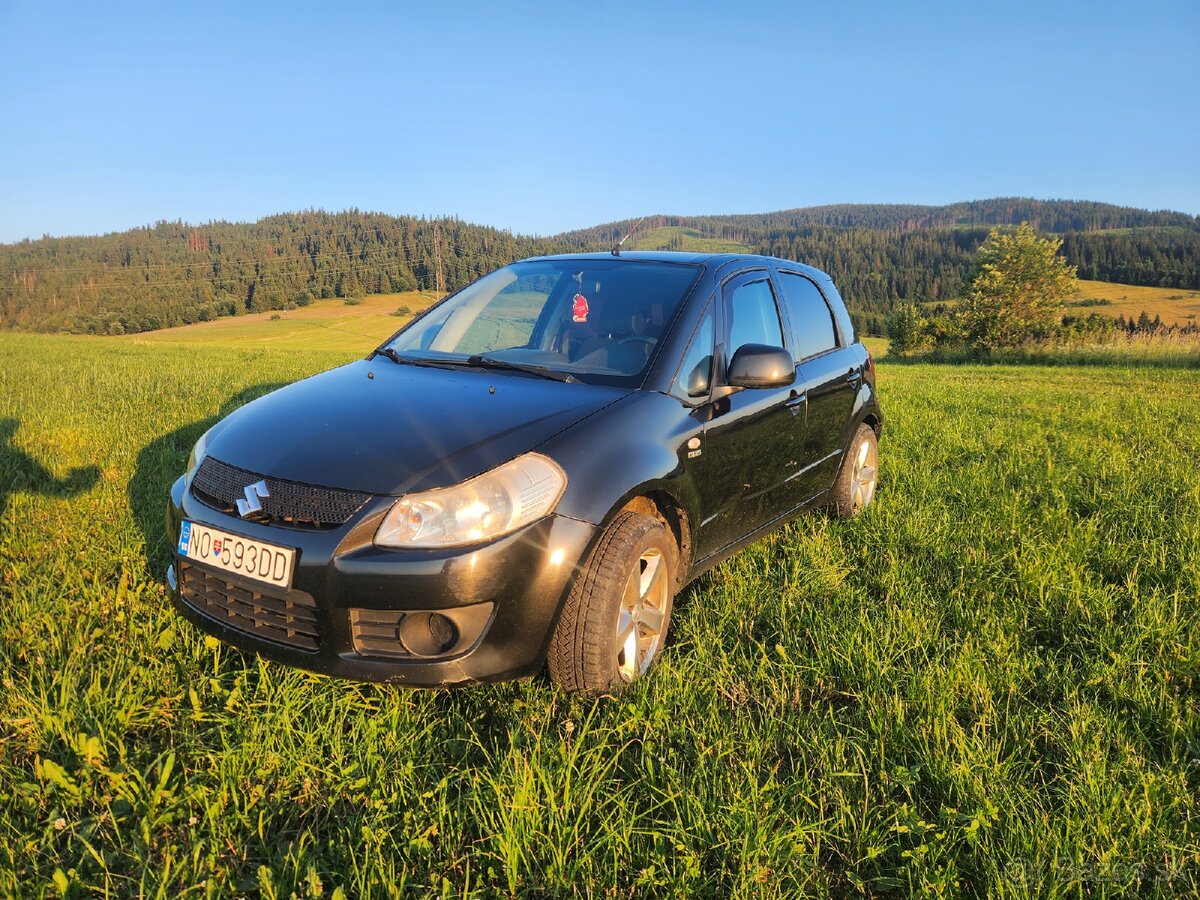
[205,358,629,495]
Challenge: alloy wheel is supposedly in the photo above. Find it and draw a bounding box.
[615,548,669,682]
[849,436,878,511]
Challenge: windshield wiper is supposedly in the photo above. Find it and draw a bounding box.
[466,355,579,383]
[374,347,461,371]
[374,346,409,366]
[374,347,577,382]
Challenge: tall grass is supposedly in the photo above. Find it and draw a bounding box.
[1,333,1197,896]
[891,331,1200,368]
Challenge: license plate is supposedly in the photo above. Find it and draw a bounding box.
[177,520,297,590]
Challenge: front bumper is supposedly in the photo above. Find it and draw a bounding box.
[166,475,598,686]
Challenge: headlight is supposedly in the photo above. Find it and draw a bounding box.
[375,452,566,549]
[185,428,212,482]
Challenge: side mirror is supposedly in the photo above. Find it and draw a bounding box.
[727,344,795,389]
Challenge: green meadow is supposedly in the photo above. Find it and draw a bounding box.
[918,279,1200,331]
[628,226,752,255]
[128,291,439,354]
[1,329,1197,896]
[1068,279,1200,327]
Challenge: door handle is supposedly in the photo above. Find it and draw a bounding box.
[846,371,863,385]
[785,392,806,415]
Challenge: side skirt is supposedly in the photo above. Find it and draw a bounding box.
[683,486,832,586]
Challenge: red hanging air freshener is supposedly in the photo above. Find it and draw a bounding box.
[572,293,589,323]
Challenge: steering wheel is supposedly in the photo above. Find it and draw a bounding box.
[616,335,657,347]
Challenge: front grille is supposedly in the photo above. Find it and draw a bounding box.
[192,456,371,528]
[179,562,320,652]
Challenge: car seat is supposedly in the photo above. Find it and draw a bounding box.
[571,295,664,374]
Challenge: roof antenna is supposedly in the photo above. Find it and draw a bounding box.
[611,215,648,256]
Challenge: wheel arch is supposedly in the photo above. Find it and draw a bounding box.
[617,490,693,587]
[861,411,882,438]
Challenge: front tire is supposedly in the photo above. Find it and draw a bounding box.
[547,511,676,694]
[828,423,879,517]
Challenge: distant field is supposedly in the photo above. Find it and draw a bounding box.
[861,335,889,358]
[630,226,751,254]
[917,279,1200,329]
[1,332,1197,894]
[1067,279,1200,326]
[129,290,440,354]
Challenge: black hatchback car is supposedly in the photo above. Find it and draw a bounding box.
[167,252,881,693]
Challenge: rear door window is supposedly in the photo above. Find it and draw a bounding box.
[777,272,838,361]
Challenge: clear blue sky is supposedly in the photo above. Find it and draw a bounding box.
[1,0,1197,243]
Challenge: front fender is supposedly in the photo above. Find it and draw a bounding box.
[539,392,700,532]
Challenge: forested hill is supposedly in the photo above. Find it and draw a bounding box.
[2,199,1198,336]
[0,211,567,335]
[562,198,1200,241]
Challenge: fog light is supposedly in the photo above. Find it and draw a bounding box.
[398,612,459,658]
[349,602,495,660]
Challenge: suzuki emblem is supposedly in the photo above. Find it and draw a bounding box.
[236,480,270,518]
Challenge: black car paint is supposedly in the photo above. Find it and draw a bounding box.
[166,252,882,685]
[198,359,629,495]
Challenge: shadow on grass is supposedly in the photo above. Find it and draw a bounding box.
[127,384,288,578]
[0,417,101,521]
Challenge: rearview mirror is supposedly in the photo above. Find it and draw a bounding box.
[727,344,795,389]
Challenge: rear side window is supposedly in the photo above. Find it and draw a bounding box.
[818,277,856,344]
[777,272,838,361]
[725,278,784,355]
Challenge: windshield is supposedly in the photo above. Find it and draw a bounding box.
[384,259,701,386]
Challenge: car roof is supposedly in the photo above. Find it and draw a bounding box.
[523,250,832,282]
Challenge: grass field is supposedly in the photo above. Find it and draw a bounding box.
[1,330,1198,896]
[861,336,889,358]
[917,280,1200,330]
[1065,279,1200,327]
[629,226,752,254]
[129,291,440,354]
[897,332,1200,369]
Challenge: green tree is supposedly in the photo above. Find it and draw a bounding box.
[958,223,1078,349]
[885,303,934,356]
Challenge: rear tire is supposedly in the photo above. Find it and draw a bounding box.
[547,511,676,695]
[828,423,879,518]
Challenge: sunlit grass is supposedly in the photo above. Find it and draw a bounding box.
[1,333,1197,895]
[899,330,1200,368]
[628,226,752,254]
[918,278,1200,330]
[1068,279,1200,327]
[861,336,889,358]
[126,290,440,354]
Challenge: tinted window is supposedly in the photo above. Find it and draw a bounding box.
[455,273,550,355]
[777,272,838,360]
[725,278,784,356]
[672,301,714,399]
[388,259,701,386]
